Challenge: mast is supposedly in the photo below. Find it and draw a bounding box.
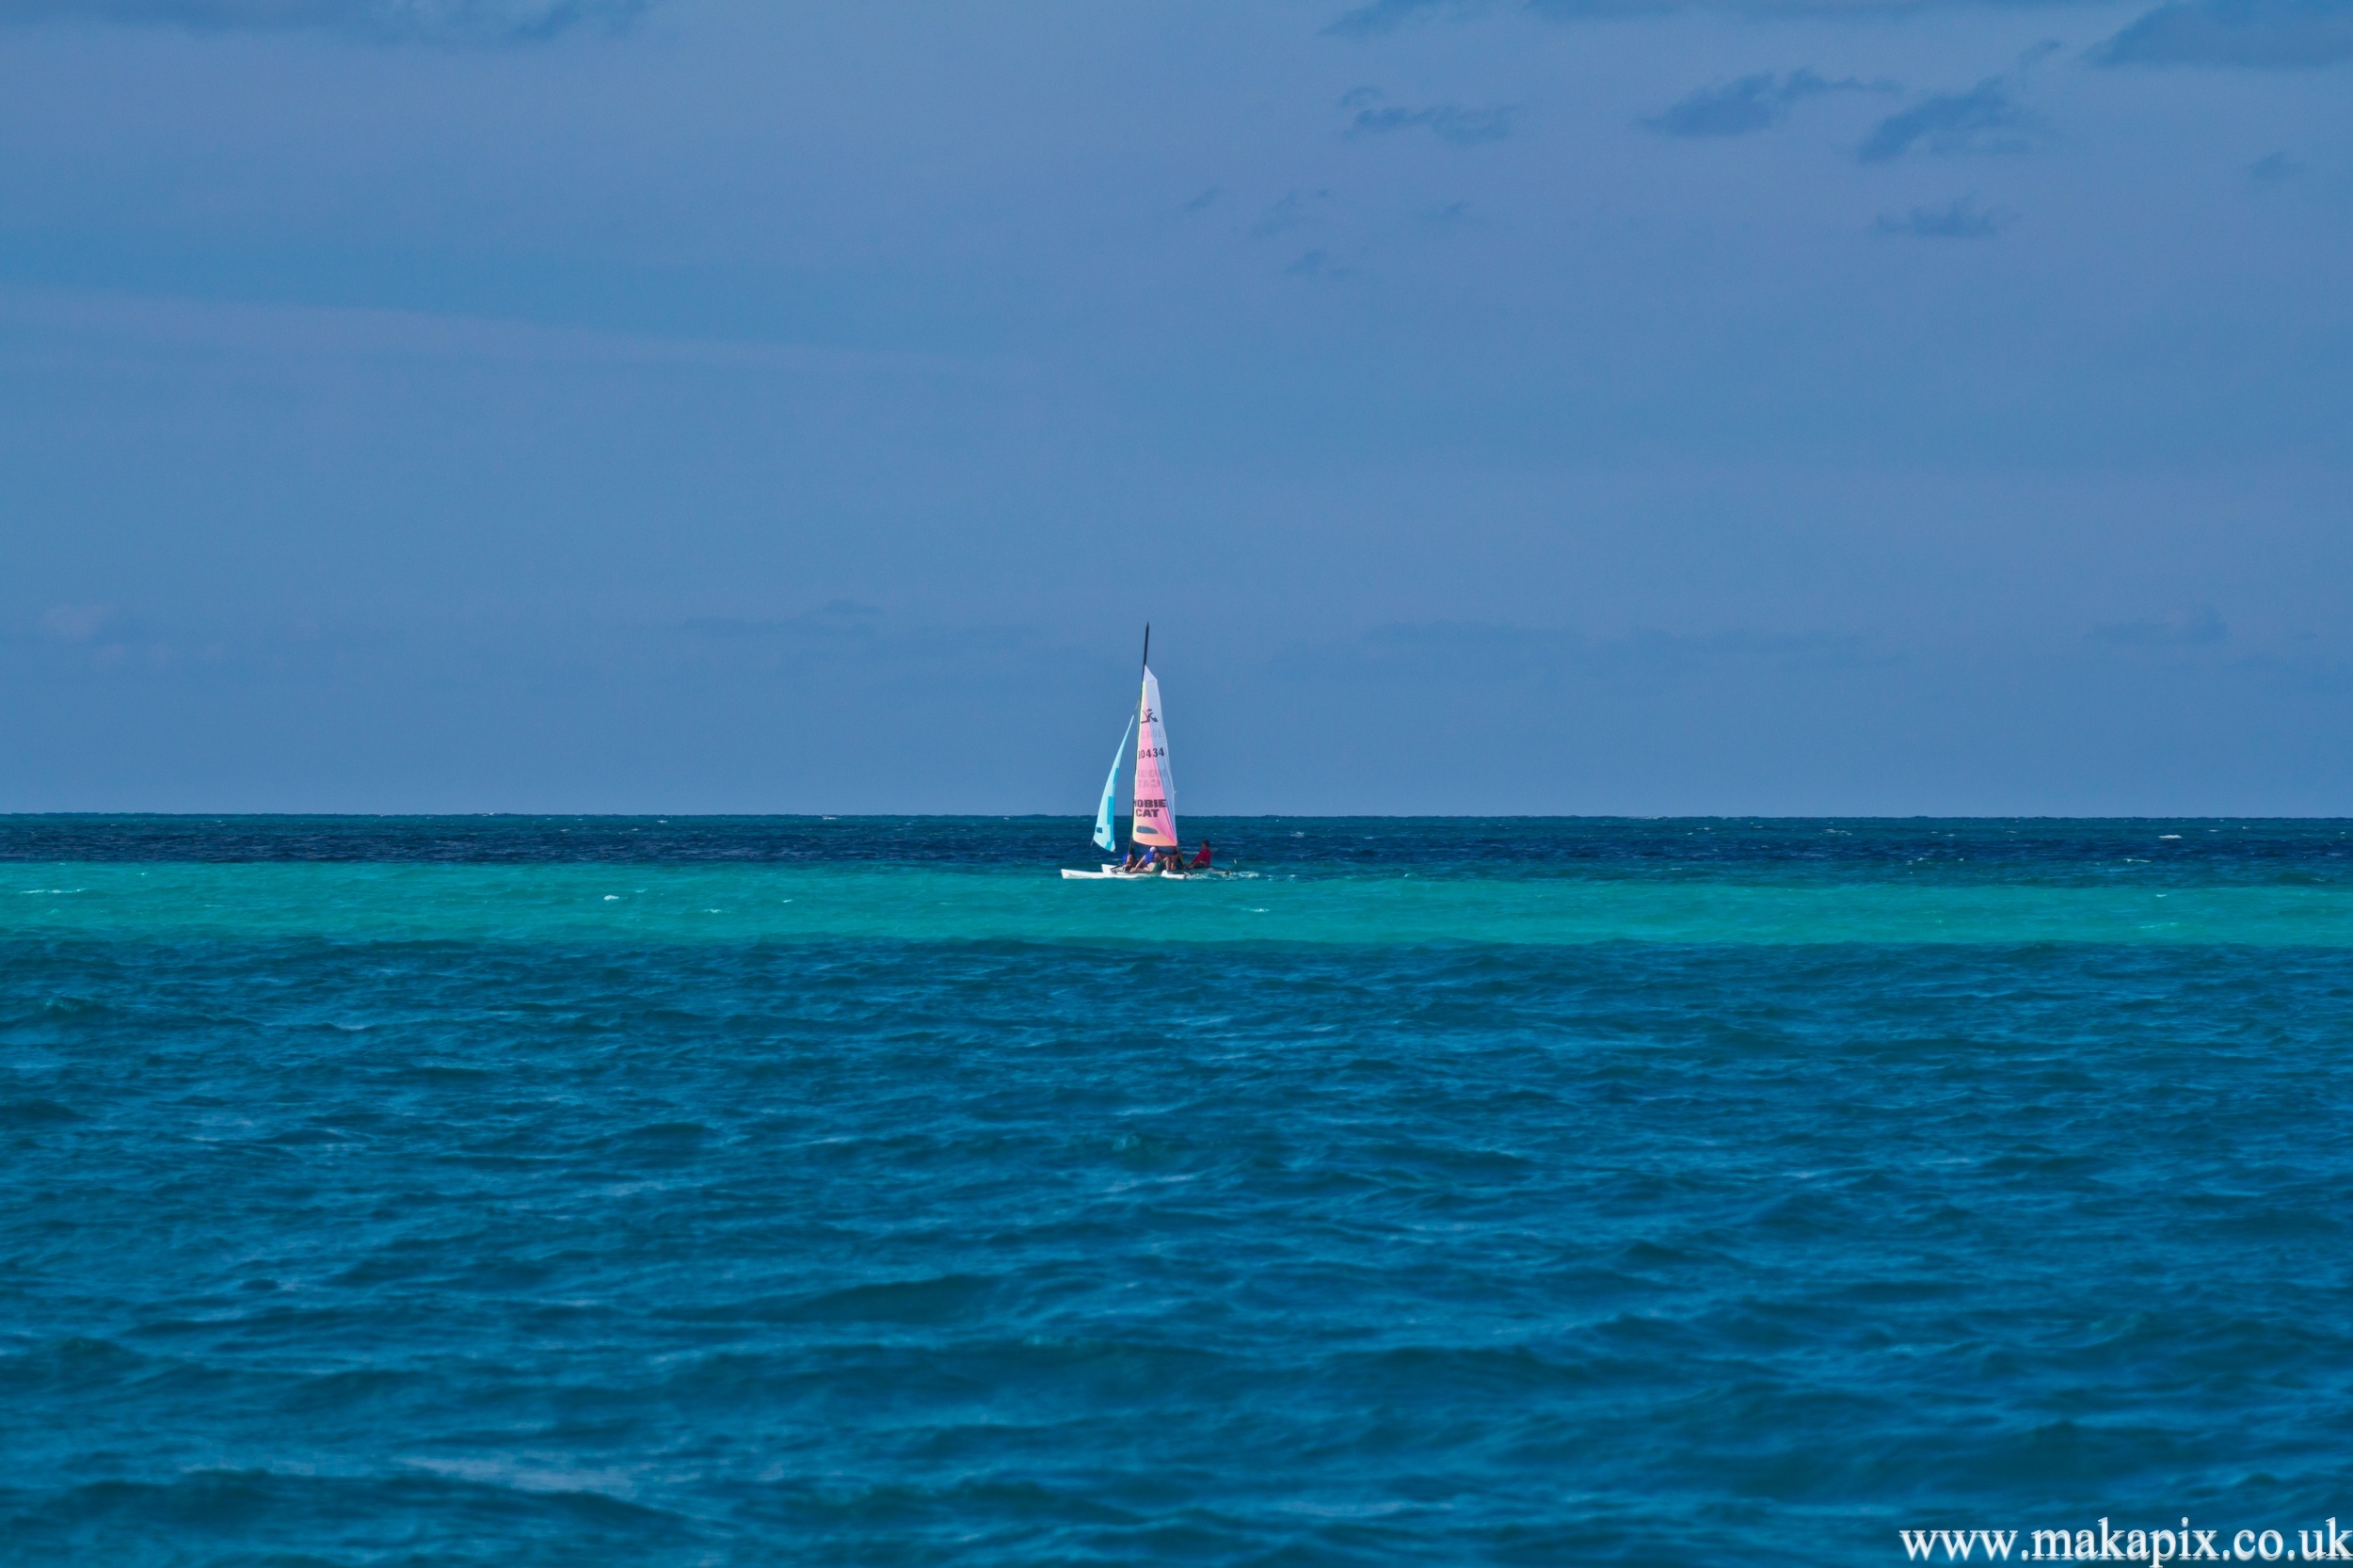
[1129,624,1148,854]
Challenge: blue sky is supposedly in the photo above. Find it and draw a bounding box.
[2,0,2347,812]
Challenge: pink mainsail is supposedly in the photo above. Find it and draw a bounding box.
[1131,667,1177,847]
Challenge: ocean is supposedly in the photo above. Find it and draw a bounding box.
[5,816,2351,1565]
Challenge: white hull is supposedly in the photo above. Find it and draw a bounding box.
[1061,864,1188,879]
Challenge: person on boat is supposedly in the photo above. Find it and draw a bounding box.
[1122,846,1147,872]
[1191,840,1212,869]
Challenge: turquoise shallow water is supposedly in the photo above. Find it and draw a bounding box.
[10,859,2353,946]
[5,817,2353,1565]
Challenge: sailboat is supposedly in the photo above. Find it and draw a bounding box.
[1062,627,1191,879]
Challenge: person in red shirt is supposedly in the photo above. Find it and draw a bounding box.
[1191,840,1212,869]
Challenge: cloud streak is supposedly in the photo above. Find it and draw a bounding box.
[1322,0,1477,36]
[1276,620,1889,685]
[1329,0,2152,28]
[1252,189,1337,237]
[1875,197,2009,237]
[1644,69,1890,137]
[1342,88,1518,143]
[2094,0,2353,68]
[2,0,650,44]
[1858,76,2034,161]
[2090,605,2229,645]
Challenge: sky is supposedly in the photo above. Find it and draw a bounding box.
[1,0,2347,814]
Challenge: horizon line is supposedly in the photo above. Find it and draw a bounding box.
[3,812,2348,824]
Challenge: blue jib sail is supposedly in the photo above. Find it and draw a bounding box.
[1093,718,1134,852]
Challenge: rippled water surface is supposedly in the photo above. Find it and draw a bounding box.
[6,817,2353,1565]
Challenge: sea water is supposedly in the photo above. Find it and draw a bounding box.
[5,817,2352,1565]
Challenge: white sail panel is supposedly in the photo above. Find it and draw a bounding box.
[1094,718,1132,852]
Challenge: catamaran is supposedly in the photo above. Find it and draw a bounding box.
[1063,627,1200,879]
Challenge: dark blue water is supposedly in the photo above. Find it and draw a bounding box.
[6,818,2353,1565]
